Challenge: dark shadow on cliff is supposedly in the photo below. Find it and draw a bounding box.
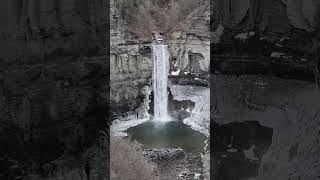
[211,121,273,180]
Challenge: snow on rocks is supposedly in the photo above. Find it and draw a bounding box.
[243,145,259,161]
[111,86,151,137]
[110,117,149,137]
[169,84,210,137]
[235,31,255,42]
[270,52,286,58]
[171,69,181,76]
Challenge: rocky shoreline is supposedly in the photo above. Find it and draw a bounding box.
[111,114,209,180]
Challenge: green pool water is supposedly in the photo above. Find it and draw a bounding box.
[126,120,206,153]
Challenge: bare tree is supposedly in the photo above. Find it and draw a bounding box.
[116,0,204,39]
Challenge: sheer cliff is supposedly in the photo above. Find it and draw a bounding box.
[110,0,210,117]
[0,1,108,179]
[212,0,320,79]
[212,1,320,180]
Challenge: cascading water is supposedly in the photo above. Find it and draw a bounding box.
[152,43,170,122]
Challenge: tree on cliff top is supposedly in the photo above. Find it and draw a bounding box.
[116,0,206,40]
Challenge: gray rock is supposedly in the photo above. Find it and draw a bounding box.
[143,148,186,164]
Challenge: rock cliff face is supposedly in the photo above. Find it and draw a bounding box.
[110,0,210,116]
[0,0,108,179]
[168,2,210,76]
[214,0,320,31]
[110,0,152,116]
[0,0,106,63]
[0,59,108,178]
[212,75,320,180]
[212,0,320,80]
[212,1,320,179]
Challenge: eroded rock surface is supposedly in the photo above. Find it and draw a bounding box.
[0,58,108,179]
[211,75,320,180]
[212,0,320,81]
[212,3,320,178]
[0,0,106,63]
[110,0,210,119]
[143,148,185,164]
[0,0,108,179]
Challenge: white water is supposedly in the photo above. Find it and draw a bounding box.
[152,44,170,122]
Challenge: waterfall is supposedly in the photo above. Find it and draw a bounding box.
[152,44,170,122]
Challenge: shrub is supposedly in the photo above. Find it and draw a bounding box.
[110,136,158,180]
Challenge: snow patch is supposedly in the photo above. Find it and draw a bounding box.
[170,84,210,137]
[227,148,238,153]
[171,69,180,76]
[260,37,267,40]
[235,33,248,41]
[249,31,255,36]
[280,37,290,42]
[194,173,201,179]
[110,86,151,137]
[235,31,255,42]
[270,52,286,58]
[243,145,259,161]
[111,117,149,137]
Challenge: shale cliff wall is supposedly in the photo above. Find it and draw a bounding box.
[212,1,320,180]
[110,0,210,116]
[212,0,320,79]
[0,0,108,179]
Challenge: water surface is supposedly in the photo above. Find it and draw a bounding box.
[126,120,206,153]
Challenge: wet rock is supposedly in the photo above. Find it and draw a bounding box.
[148,87,196,121]
[143,148,186,164]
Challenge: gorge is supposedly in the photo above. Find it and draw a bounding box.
[111,34,210,179]
[110,0,210,179]
[1,0,319,179]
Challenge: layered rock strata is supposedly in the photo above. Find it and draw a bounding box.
[0,0,108,179]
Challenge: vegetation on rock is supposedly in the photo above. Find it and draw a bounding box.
[115,0,207,39]
[110,136,158,180]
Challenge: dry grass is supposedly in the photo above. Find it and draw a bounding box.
[116,0,206,39]
[110,136,158,180]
